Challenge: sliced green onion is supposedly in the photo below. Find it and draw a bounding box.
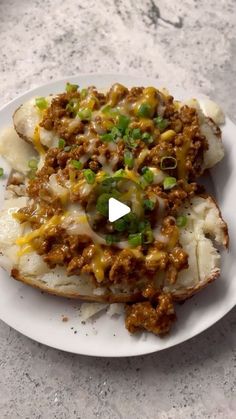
[66,99,80,114]
[0,167,4,177]
[141,167,154,184]
[137,103,152,118]
[143,199,155,211]
[163,176,177,190]
[113,169,125,178]
[58,138,66,149]
[139,177,148,190]
[154,116,169,132]
[28,159,38,170]
[124,149,134,169]
[80,88,88,99]
[124,135,138,149]
[35,97,48,110]
[64,145,71,152]
[100,133,114,142]
[160,156,177,170]
[128,233,142,247]
[124,213,139,234]
[132,128,142,139]
[105,235,119,245]
[110,126,122,139]
[113,218,127,232]
[96,193,110,216]
[84,168,95,184]
[101,105,112,114]
[143,228,154,244]
[138,220,150,232]
[71,159,82,170]
[101,105,119,115]
[142,132,153,144]
[116,114,130,134]
[66,82,79,93]
[176,215,187,228]
[28,170,36,180]
[77,108,92,121]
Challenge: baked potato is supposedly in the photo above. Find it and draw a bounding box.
[0,83,228,336]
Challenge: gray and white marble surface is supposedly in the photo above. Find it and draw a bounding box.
[0,0,236,418]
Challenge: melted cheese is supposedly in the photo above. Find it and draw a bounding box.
[33,125,46,155]
[124,168,139,183]
[16,215,65,247]
[91,245,107,282]
[62,208,106,245]
[135,148,149,170]
[134,87,159,116]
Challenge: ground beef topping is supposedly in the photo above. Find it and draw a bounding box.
[125,293,176,335]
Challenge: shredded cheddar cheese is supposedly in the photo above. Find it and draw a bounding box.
[33,125,46,155]
[16,215,65,247]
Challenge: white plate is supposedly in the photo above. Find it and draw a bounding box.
[0,74,235,357]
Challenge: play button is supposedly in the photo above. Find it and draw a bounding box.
[85,175,144,240]
[108,197,131,222]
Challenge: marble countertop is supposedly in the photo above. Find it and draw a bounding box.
[0,0,235,418]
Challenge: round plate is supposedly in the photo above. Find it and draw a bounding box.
[0,74,235,357]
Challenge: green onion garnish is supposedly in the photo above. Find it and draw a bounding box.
[141,167,154,184]
[80,88,88,99]
[64,145,71,152]
[142,132,153,144]
[113,169,125,178]
[58,138,66,149]
[110,126,122,138]
[124,149,134,169]
[143,228,154,244]
[28,159,38,170]
[138,220,150,232]
[160,156,177,170]
[163,176,177,190]
[66,82,79,93]
[77,108,92,121]
[100,133,114,142]
[132,128,142,139]
[35,97,48,110]
[28,170,36,180]
[96,193,110,216]
[71,160,82,170]
[105,235,119,245]
[116,115,130,134]
[137,103,152,118]
[84,169,95,184]
[154,116,169,132]
[113,218,127,232]
[0,167,4,177]
[128,233,142,247]
[124,135,138,149]
[101,105,119,115]
[101,105,111,114]
[176,215,187,228]
[124,213,139,234]
[66,99,80,114]
[143,199,155,211]
[100,127,122,143]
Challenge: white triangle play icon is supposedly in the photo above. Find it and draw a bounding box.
[108,198,131,222]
